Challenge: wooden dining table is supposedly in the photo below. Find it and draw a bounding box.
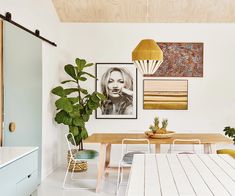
[126,154,235,196]
[84,133,233,193]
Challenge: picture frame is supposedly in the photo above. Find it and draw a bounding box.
[145,42,203,77]
[95,63,137,119]
[143,79,188,110]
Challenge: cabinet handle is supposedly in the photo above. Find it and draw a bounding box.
[28,174,31,178]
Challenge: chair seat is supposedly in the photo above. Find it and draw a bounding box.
[74,149,99,159]
[122,151,144,164]
[217,149,235,158]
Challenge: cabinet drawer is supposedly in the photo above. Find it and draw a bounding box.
[16,170,38,196]
[0,150,38,196]
[0,151,38,183]
[14,150,38,182]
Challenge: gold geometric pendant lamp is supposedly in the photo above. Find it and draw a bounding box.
[132,39,163,75]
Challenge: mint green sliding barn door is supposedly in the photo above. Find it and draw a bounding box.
[3,21,42,181]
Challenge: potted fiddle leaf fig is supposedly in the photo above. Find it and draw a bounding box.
[51,58,106,151]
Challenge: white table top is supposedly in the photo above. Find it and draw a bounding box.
[126,154,235,196]
[0,146,38,168]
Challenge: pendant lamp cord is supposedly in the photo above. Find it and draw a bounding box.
[146,0,149,22]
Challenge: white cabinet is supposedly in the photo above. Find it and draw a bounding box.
[0,147,38,196]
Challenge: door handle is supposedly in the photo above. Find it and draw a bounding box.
[9,122,16,132]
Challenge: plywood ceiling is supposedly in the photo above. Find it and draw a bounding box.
[52,0,235,23]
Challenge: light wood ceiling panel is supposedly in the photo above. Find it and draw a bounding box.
[52,0,235,22]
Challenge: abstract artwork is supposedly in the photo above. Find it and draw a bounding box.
[145,42,203,77]
[96,63,137,119]
[144,80,188,110]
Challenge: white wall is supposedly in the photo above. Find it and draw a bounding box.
[1,0,235,175]
[0,0,61,179]
[59,23,235,164]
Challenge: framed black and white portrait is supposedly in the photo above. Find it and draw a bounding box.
[95,63,137,119]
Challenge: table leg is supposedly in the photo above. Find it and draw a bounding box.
[104,144,111,177]
[96,143,106,193]
[155,144,161,153]
[210,144,216,154]
[105,144,111,167]
[204,144,212,154]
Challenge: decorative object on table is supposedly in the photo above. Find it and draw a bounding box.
[51,58,106,172]
[95,63,137,119]
[223,126,235,143]
[146,42,203,77]
[143,79,188,110]
[132,39,163,75]
[145,116,175,138]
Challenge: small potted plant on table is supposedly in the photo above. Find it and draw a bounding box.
[145,116,175,139]
[223,126,235,143]
[217,126,235,158]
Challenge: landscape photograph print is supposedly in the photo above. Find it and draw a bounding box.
[144,80,188,110]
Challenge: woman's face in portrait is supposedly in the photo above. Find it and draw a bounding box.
[107,70,125,98]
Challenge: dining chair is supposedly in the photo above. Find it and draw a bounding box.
[217,149,235,158]
[63,133,99,190]
[116,138,150,195]
[169,139,202,154]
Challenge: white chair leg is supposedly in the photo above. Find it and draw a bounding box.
[71,160,76,180]
[120,165,124,186]
[63,159,71,189]
[116,162,122,195]
[63,160,95,190]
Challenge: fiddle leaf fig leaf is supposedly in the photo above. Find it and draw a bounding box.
[74,104,83,110]
[55,110,72,125]
[80,71,96,79]
[64,64,77,80]
[91,93,100,103]
[84,63,93,67]
[85,106,93,115]
[81,127,88,139]
[82,114,89,122]
[95,92,106,100]
[68,98,79,104]
[76,58,86,71]
[78,77,87,81]
[69,104,82,118]
[51,86,65,97]
[73,117,84,127]
[87,101,96,110]
[55,98,73,112]
[69,126,79,137]
[64,88,78,95]
[79,88,88,95]
[69,110,80,118]
[61,80,77,84]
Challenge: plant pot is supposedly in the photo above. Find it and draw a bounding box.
[67,149,88,172]
[145,130,175,139]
